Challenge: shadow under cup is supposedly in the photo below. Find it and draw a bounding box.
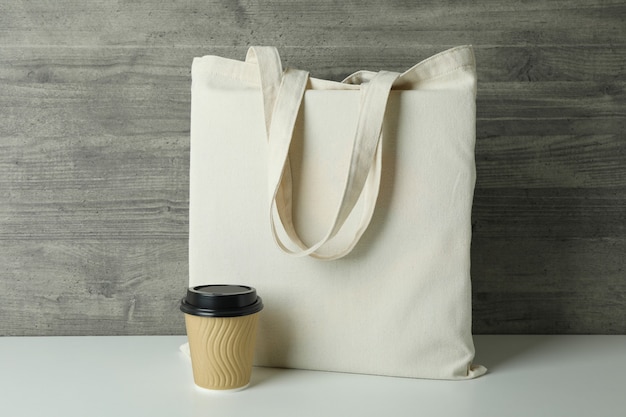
[180,285,264,391]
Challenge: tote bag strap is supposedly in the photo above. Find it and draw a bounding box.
[245,47,283,135]
[247,47,400,260]
[246,47,300,255]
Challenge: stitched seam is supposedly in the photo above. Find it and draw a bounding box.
[413,45,471,68]
[195,71,259,86]
[195,47,475,86]
[417,63,475,83]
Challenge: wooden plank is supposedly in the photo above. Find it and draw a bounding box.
[478,117,625,137]
[1,0,623,47]
[2,48,623,141]
[0,239,187,336]
[1,237,623,335]
[472,237,626,333]
[3,80,622,137]
[1,110,623,240]
[472,187,626,239]
[2,134,623,240]
[477,82,625,120]
[0,54,190,139]
[4,85,621,140]
[473,289,626,334]
[476,46,626,82]
[0,133,188,239]
[475,135,626,188]
[1,45,624,85]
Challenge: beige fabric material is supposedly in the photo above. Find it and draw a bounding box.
[189,46,486,379]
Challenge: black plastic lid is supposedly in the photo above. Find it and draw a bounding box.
[180,285,263,317]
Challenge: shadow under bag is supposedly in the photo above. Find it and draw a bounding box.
[188,46,486,379]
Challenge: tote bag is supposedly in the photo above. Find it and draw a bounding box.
[188,46,486,379]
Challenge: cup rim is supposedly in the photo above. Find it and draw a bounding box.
[180,284,263,317]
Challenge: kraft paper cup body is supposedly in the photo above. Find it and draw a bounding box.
[180,285,263,391]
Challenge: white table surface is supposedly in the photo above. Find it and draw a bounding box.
[1,335,624,416]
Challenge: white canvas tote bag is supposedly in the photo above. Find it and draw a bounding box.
[188,46,486,379]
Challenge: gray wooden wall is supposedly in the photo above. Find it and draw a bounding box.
[1,1,624,336]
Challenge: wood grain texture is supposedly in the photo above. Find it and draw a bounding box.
[472,237,626,333]
[1,0,623,46]
[0,240,187,335]
[0,0,624,335]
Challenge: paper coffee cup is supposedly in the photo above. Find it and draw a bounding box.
[180,285,263,391]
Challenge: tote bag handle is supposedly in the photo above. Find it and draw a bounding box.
[247,47,399,260]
